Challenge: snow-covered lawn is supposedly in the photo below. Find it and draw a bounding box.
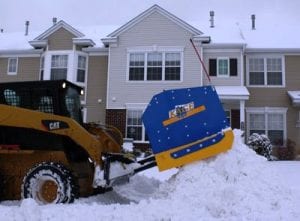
[0,130,300,221]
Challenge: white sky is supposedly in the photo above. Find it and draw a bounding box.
[1,0,300,33]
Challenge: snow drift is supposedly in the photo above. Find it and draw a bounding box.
[0,130,299,221]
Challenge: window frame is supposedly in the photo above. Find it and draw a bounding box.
[126,108,148,142]
[50,54,68,80]
[217,57,230,77]
[125,103,149,143]
[126,47,183,82]
[76,55,87,83]
[208,57,238,77]
[246,107,287,145]
[7,57,18,75]
[247,55,285,87]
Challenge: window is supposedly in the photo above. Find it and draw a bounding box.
[248,57,283,86]
[165,53,181,80]
[51,55,68,80]
[126,109,148,142]
[77,56,86,83]
[147,53,162,80]
[225,110,231,126]
[249,58,264,85]
[267,58,282,85]
[218,58,229,76]
[129,53,145,81]
[8,58,18,74]
[128,51,181,81]
[209,58,237,77]
[247,108,286,145]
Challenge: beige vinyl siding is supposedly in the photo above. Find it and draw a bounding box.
[85,55,108,123]
[285,55,300,90]
[285,55,300,153]
[246,88,288,107]
[203,51,242,86]
[107,11,202,108]
[0,57,40,82]
[246,55,300,153]
[48,28,76,50]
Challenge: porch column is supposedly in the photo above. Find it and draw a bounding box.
[240,100,245,131]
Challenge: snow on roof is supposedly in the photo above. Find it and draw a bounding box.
[288,91,300,106]
[0,31,41,50]
[0,6,300,50]
[75,25,118,47]
[215,86,249,100]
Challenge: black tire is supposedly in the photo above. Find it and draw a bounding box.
[22,162,78,205]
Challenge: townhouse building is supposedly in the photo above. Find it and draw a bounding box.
[0,5,299,155]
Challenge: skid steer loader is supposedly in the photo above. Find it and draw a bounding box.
[0,79,233,205]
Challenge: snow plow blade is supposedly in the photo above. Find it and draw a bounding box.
[142,86,234,171]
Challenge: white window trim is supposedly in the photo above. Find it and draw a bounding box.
[42,50,88,102]
[246,55,285,88]
[246,107,287,141]
[76,54,87,83]
[125,103,149,143]
[126,46,184,83]
[7,57,18,75]
[39,56,44,80]
[217,57,230,77]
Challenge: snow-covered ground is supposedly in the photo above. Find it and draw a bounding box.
[1,130,300,221]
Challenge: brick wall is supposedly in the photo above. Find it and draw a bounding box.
[106,109,126,136]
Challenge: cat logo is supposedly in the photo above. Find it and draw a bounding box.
[42,120,69,131]
[49,121,60,130]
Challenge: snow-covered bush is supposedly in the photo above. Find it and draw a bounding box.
[247,133,273,160]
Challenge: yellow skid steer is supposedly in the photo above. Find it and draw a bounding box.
[0,79,233,204]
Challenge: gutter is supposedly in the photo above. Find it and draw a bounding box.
[0,48,43,57]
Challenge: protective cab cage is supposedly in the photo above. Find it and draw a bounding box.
[0,80,84,123]
[0,80,86,154]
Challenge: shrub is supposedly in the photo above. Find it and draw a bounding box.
[247,133,272,160]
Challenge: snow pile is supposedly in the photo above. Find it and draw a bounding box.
[0,130,299,221]
[152,130,298,220]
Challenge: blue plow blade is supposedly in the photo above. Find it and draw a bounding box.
[142,86,234,171]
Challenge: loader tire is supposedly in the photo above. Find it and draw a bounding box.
[22,162,78,205]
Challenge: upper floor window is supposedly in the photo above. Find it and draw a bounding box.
[147,52,162,80]
[209,58,237,77]
[165,53,181,80]
[51,55,68,80]
[7,58,18,75]
[248,57,284,86]
[77,55,86,83]
[128,52,181,81]
[129,53,144,81]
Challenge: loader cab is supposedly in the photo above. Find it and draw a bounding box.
[0,80,84,124]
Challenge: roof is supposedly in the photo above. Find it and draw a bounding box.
[215,86,249,100]
[287,91,300,106]
[33,20,84,40]
[0,4,300,51]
